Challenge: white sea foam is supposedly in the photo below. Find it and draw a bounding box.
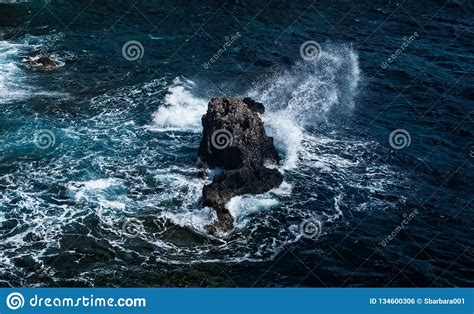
[98,199,126,210]
[227,195,280,228]
[67,178,122,202]
[157,207,217,232]
[70,178,119,190]
[150,79,207,132]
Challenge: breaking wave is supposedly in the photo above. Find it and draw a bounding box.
[150,78,207,132]
[250,44,361,169]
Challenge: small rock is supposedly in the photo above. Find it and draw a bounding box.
[21,54,60,71]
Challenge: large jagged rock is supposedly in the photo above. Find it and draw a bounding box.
[198,96,283,230]
[198,96,280,169]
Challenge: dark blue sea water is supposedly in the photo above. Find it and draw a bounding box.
[0,0,472,287]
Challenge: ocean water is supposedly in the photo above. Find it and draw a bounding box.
[0,0,472,287]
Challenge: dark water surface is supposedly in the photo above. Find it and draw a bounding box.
[0,0,472,287]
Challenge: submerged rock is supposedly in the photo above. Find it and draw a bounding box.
[198,96,283,230]
[21,53,60,71]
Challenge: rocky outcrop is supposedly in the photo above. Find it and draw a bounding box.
[198,96,283,230]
